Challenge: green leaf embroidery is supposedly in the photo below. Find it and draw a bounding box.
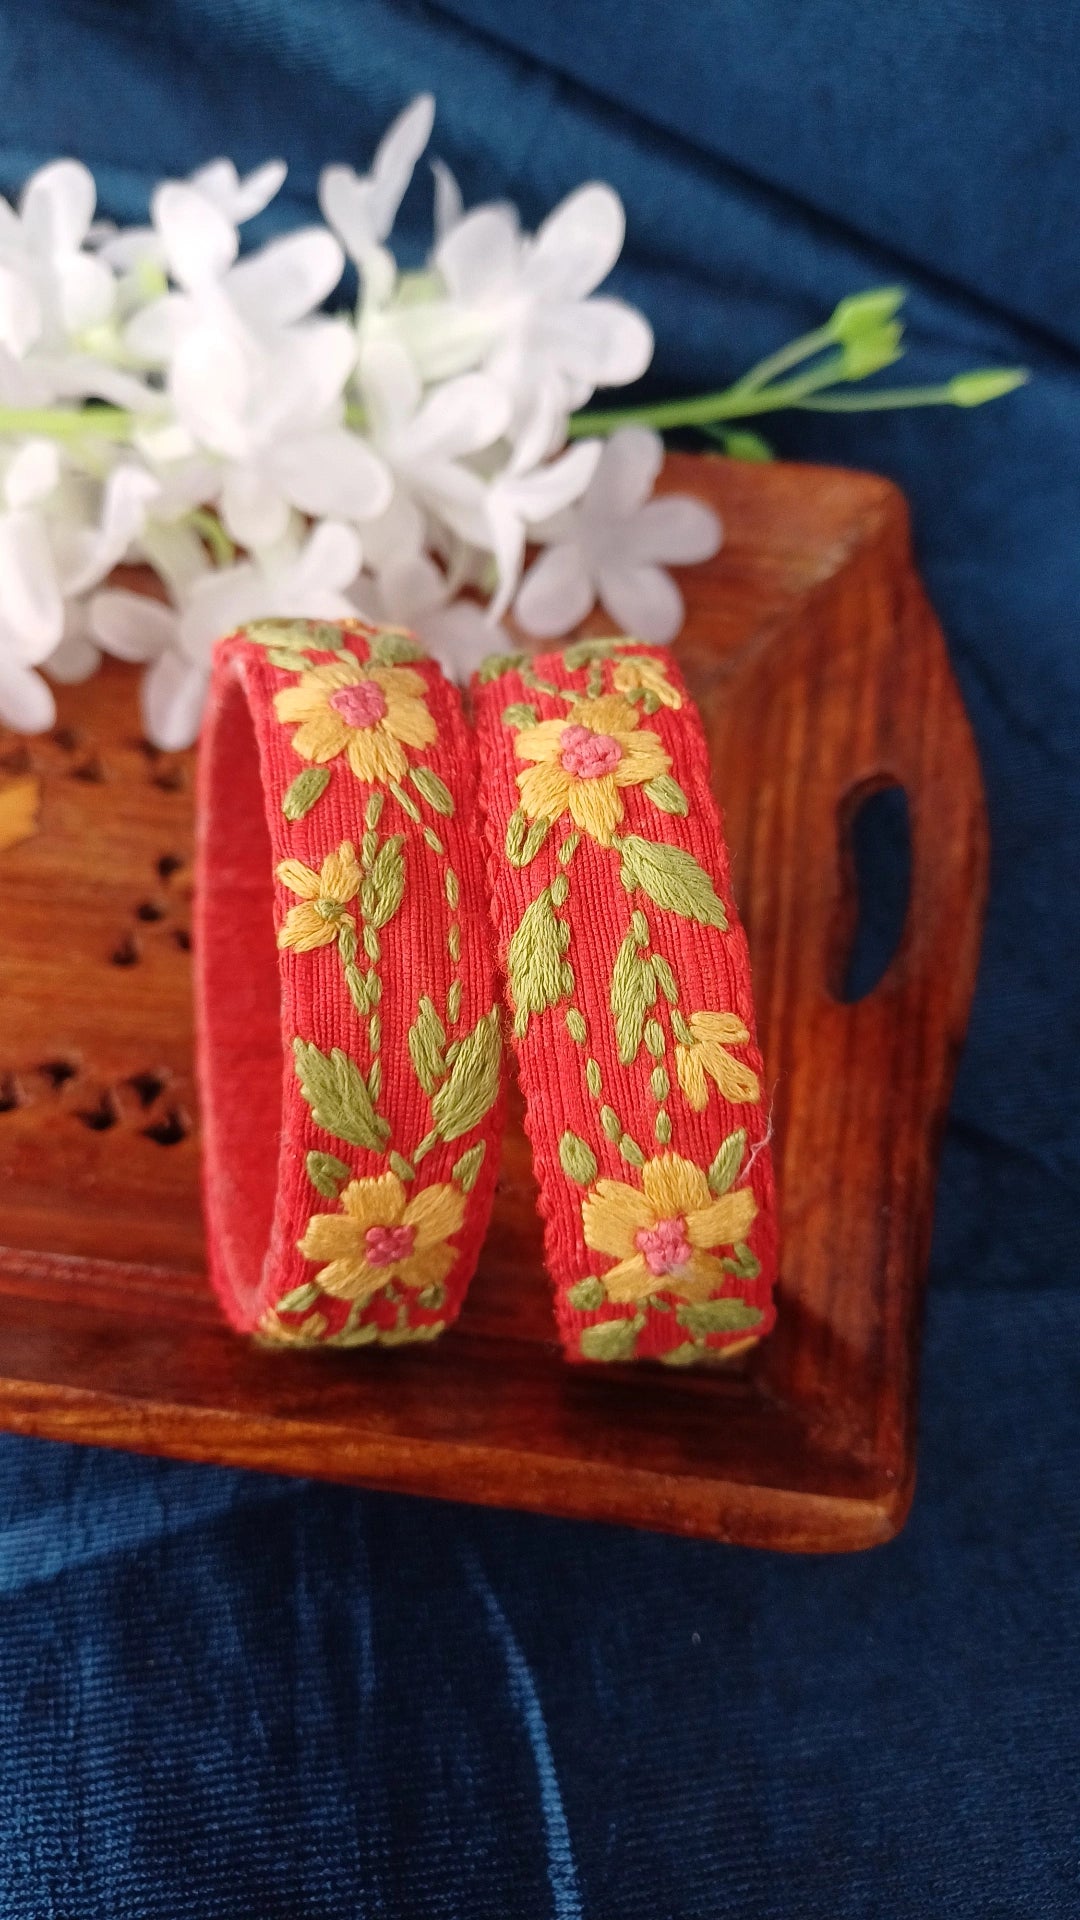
[367,629,426,664]
[708,1128,747,1196]
[561,636,635,670]
[506,887,568,1035]
[267,647,310,670]
[452,1140,486,1192]
[659,1342,704,1367]
[361,835,405,928]
[721,1242,762,1280]
[675,1298,763,1335]
[618,834,728,929]
[506,808,551,868]
[580,1317,639,1362]
[282,766,331,821]
[502,702,538,728]
[477,650,526,684]
[305,1150,352,1199]
[416,1281,448,1311]
[276,1282,321,1313]
[559,1131,598,1186]
[431,1008,502,1142]
[600,1104,622,1142]
[611,927,657,1065]
[567,1276,605,1310]
[293,1039,389,1150]
[644,774,689,817]
[248,618,345,653]
[389,1151,415,1183]
[651,954,679,1003]
[409,765,455,816]
[408,995,447,1096]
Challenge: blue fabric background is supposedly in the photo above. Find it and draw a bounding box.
[0,3,1077,1913]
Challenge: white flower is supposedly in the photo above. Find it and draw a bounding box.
[484,431,602,620]
[393,185,653,448]
[514,426,720,642]
[122,182,388,548]
[320,94,435,303]
[187,159,288,227]
[91,519,363,748]
[357,337,507,547]
[352,552,506,683]
[0,446,158,728]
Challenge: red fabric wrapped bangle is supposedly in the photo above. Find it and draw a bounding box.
[195,618,503,1347]
[472,639,777,1366]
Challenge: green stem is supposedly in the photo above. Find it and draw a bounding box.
[724,324,835,396]
[567,358,850,436]
[0,405,137,441]
[794,384,998,412]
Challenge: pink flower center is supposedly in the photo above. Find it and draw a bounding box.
[364,1222,415,1269]
[329,679,388,729]
[634,1215,693,1278]
[559,723,623,780]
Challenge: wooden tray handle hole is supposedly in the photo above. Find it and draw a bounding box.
[829,778,912,1004]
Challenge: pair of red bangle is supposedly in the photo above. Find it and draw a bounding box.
[195,618,777,1366]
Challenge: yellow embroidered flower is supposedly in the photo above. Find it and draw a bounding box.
[297,1171,465,1305]
[611,655,682,709]
[674,1011,761,1110]
[275,842,361,951]
[514,694,670,846]
[582,1150,756,1304]
[274,658,435,784]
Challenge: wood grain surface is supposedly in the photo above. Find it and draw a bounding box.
[0,454,987,1551]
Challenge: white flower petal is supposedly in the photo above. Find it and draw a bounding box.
[4,439,60,509]
[220,463,291,550]
[376,552,447,624]
[59,464,160,597]
[190,159,287,224]
[592,426,664,516]
[41,355,158,409]
[522,183,625,302]
[369,94,435,238]
[507,438,602,523]
[358,337,422,441]
[123,292,191,366]
[55,253,115,334]
[142,648,208,749]
[436,204,520,299]
[538,297,653,389]
[514,542,595,637]
[20,160,96,253]
[0,263,42,357]
[422,595,505,683]
[228,229,344,328]
[271,429,391,524]
[90,588,178,661]
[0,510,64,657]
[291,519,364,595]
[0,653,55,731]
[169,323,253,459]
[597,561,684,643]
[632,495,722,566]
[45,626,101,684]
[152,182,238,290]
[431,158,463,240]
[405,373,509,462]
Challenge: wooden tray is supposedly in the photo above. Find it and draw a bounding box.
[0,455,986,1552]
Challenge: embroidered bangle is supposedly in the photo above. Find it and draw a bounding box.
[195,618,503,1348]
[472,638,777,1366]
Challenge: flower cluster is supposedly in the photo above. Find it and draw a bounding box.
[0,99,720,744]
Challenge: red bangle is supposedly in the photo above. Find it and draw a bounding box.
[195,618,503,1347]
[472,638,777,1365]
